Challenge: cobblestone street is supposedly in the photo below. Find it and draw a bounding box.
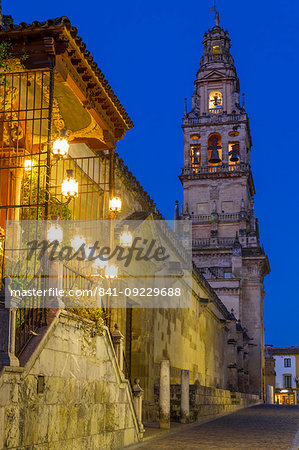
[134,405,299,449]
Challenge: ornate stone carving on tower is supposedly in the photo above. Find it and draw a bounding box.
[178,12,270,396]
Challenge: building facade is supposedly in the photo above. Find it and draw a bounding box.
[177,12,270,395]
[266,346,299,405]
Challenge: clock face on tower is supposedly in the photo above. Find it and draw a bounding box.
[209,90,223,110]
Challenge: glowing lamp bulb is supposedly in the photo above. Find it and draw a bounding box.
[109,196,122,213]
[71,234,86,252]
[105,264,118,279]
[24,159,33,171]
[119,225,132,247]
[47,224,63,243]
[52,129,69,158]
[62,170,78,198]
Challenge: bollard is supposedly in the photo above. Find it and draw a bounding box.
[180,369,190,423]
[159,359,170,429]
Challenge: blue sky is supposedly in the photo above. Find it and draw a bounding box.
[6,0,299,346]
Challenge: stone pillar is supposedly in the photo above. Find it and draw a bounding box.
[111,323,124,372]
[180,369,189,423]
[201,142,208,166]
[266,385,274,404]
[226,317,238,391]
[0,278,19,368]
[222,135,229,165]
[159,359,170,429]
[133,378,145,433]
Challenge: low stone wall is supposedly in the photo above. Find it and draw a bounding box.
[170,382,260,422]
[0,311,142,449]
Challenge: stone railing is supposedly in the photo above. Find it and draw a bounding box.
[208,108,223,115]
[193,237,236,248]
[182,112,247,126]
[207,53,224,62]
[181,163,250,176]
[191,212,245,223]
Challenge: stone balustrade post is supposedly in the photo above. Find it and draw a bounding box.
[0,277,19,368]
[132,377,145,433]
[159,359,170,429]
[180,369,190,423]
[111,323,124,372]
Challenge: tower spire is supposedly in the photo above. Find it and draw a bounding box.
[209,1,219,26]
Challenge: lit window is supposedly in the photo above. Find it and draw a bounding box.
[284,375,292,388]
[209,90,223,112]
[208,133,222,166]
[212,45,220,54]
[284,358,291,368]
[228,142,240,164]
[190,145,200,167]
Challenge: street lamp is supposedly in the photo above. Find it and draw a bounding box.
[119,225,132,247]
[24,159,33,171]
[62,170,78,199]
[109,196,122,213]
[47,218,63,243]
[71,234,86,252]
[104,264,118,279]
[52,129,69,158]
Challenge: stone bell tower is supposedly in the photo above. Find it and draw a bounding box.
[178,12,270,396]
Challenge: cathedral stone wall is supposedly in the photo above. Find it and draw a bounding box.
[129,277,232,422]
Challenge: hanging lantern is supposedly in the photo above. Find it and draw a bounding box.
[52,129,69,158]
[61,170,78,198]
[109,196,122,213]
[105,264,118,279]
[47,223,63,243]
[24,159,33,171]
[119,225,133,247]
[71,234,86,252]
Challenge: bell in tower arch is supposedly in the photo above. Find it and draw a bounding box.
[208,135,222,164]
[229,143,240,162]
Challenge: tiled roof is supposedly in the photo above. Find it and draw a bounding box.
[267,346,299,355]
[0,16,133,129]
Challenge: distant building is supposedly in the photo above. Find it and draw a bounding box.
[265,346,299,405]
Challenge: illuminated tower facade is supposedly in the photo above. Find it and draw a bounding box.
[178,12,270,395]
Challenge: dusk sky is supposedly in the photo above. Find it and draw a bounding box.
[7,0,298,346]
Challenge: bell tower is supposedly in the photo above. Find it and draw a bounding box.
[178,12,270,396]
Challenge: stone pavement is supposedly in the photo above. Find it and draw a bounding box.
[132,405,299,449]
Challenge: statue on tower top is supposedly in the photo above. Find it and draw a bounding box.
[209,2,220,27]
